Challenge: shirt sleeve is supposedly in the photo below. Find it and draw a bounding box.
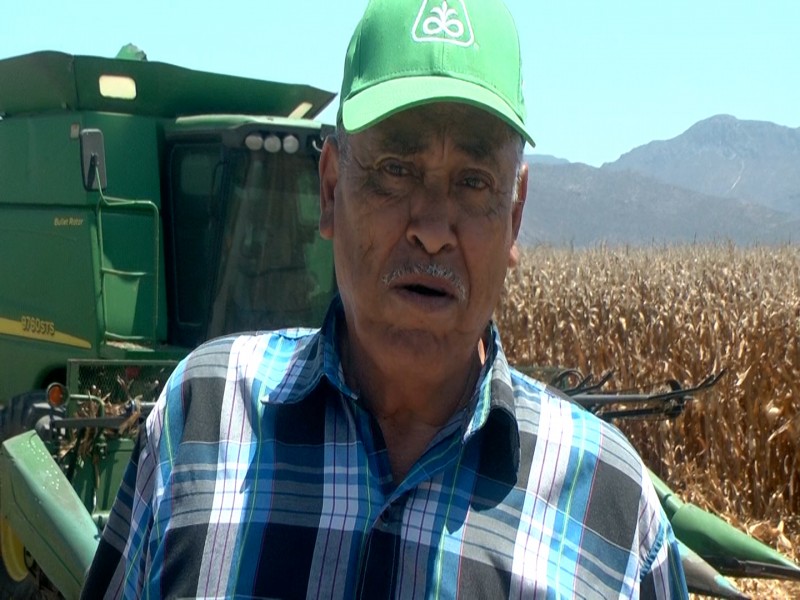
[638,482,690,599]
[80,384,171,599]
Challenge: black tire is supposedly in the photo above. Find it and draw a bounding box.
[0,560,37,599]
[1,392,49,441]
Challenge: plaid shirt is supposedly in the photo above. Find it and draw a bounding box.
[83,299,687,599]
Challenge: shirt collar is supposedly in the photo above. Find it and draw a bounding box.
[464,321,521,472]
[267,296,520,469]
[263,295,354,406]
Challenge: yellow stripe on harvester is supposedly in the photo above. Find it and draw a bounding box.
[0,317,92,350]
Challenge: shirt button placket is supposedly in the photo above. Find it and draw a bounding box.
[379,496,406,530]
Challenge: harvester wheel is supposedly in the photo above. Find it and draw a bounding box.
[0,516,28,582]
[1,391,49,440]
[0,518,36,599]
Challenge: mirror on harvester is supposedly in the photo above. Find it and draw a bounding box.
[80,128,107,191]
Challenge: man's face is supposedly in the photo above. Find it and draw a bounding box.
[319,103,527,370]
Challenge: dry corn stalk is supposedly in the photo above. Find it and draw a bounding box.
[496,243,800,575]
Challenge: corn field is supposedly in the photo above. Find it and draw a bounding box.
[496,244,800,597]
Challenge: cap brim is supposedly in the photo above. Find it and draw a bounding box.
[341,75,535,148]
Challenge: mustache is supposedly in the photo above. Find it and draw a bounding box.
[381,263,467,303]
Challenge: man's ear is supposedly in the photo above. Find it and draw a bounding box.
[508,162,528,268]
[508,243,521,268]
[319,136,339,240]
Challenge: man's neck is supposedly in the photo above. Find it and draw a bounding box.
[341,329,486,482]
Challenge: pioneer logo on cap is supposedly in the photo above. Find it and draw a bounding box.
[412,0,475,47]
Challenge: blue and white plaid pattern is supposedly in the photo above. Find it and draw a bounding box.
[83,300,687,599]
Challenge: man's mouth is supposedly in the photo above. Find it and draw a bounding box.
[383,263,467,303]
[403,283,450,298]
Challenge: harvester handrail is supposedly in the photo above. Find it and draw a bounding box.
[568,370,726,421]
[95,164,161,343]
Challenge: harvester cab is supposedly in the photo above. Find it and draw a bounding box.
[0,50,336,597]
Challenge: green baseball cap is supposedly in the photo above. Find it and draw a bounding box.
[338,0,535,147]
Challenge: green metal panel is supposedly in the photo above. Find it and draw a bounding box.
[0,51,335,120]
[80,113,163,205]
[0,110,166,207]
[80,113,168,343]
[0,432,99,600]
[0,207,98,339]
[70,436,136,516]
[0,114,87,206]
[97,204,160,341]
[0,202,99,400]
[0,109,170,391]
[0,110,171,384]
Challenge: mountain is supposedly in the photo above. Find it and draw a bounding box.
[520,162,800,247]
[603,115,800,215]
[518,115,800,247]
[526,153,570,166]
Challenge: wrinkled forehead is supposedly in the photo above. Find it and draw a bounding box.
[356,103,523,163]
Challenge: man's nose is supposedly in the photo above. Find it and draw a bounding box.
[405,185,458,255]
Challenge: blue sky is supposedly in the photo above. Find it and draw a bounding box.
[2,1,797,166]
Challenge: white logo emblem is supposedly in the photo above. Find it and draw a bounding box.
[412,0,475,47]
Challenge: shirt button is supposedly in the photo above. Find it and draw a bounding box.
[380,500,404,525]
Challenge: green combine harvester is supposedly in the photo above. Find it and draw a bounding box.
[0,49,797,599]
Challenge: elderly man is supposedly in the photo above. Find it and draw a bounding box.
[83,0,688,597]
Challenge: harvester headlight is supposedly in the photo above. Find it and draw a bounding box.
[46,382,68,407]
[282,135,300,154]
[263,134,282,153]
[245,133,264,151]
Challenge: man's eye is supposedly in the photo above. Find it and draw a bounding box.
[381,162,410,177]
[462,176,489,190]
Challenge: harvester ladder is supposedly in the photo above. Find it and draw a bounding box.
[95,179,161,343]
